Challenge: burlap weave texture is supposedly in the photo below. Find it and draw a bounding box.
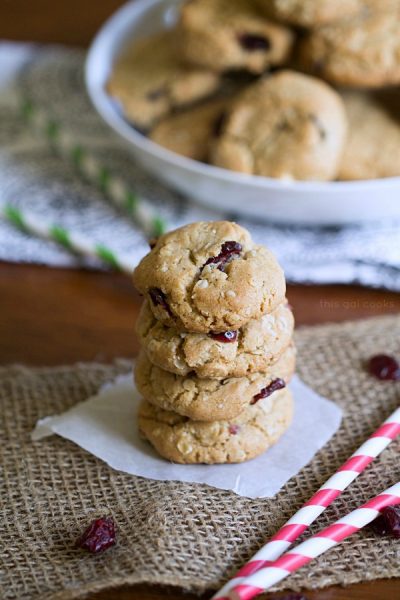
[1,315,399,600]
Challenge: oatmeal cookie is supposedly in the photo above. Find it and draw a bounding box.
[300,8,400,88]
[134,344,296,421]
[133,221,286,333]
[107,30,221,130]
[257,0,398,28]
[211,71,347,181]
[136,299,294,378]
[138,386,293,464]
[339,91,400,180]
[149,97,229,161]
[178,0,294,74]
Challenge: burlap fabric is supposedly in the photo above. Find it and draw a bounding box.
[1,315,399,600]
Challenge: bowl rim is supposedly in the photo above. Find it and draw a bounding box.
[85,0,400,194]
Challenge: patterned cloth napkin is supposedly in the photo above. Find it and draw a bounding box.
[0,42,399,289]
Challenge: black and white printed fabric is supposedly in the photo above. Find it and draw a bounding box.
[0,43,399,290]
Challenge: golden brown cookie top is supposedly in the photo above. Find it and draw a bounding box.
[300,8,400,88]
[211,71,347,181]
[178,0,294,73]
[133,221,286,333]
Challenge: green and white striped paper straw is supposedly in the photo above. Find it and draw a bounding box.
[1,203,135,274]
[21,98,167,238]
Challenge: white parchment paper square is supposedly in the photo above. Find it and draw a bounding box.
[32,375,342,499]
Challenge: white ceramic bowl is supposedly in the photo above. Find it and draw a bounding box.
[86,0,400,225]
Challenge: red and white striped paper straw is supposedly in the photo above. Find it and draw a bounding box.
[229,481,400,600]
[213,406,400,600]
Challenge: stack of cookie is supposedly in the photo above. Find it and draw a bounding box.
[132,221,295,464]
[108,0,400,182]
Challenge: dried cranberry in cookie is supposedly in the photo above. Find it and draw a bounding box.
[138,387,293,464]
[134,344,295,421]
[178,0,294,74]
[148,288,173,317]
[251,378,286,405]
[211,71,347,181]
[201,240,243,272]
[209,330,238,343]
[136,300,294,378]
[133,221,286,333]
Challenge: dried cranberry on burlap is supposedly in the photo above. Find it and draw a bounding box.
[370,506,400,539]
[76,516,116,553]
[367,354,400,381]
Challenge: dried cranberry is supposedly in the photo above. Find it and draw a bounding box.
[277,120,291,133]
[382,506,400,538]
[147,87,166,101]
[149,287,173,317]
[229,424,240,435]
[213,111,227,137]
[371,506,400,539]
[313,58,325,73]
[370,514,390,536]
[238,33,271,51]
[76,516,116,553]
[209,330,238,343]
[202,241,242,272]
[251,378,286,405]
[367,354,400,381]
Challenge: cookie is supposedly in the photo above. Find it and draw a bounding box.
[136,299,294,378]
[149,97,229,161]
[338,92,400,180]
[300,8,400,88]
[257,0,398,28]
[138,387,293,464]
[106,30,221,130]
[134,344,296,422]
[133,221,286,333]
[178,0,294,74]
[211,71,347,181]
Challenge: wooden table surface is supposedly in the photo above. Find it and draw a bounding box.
[1,2,399,599]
